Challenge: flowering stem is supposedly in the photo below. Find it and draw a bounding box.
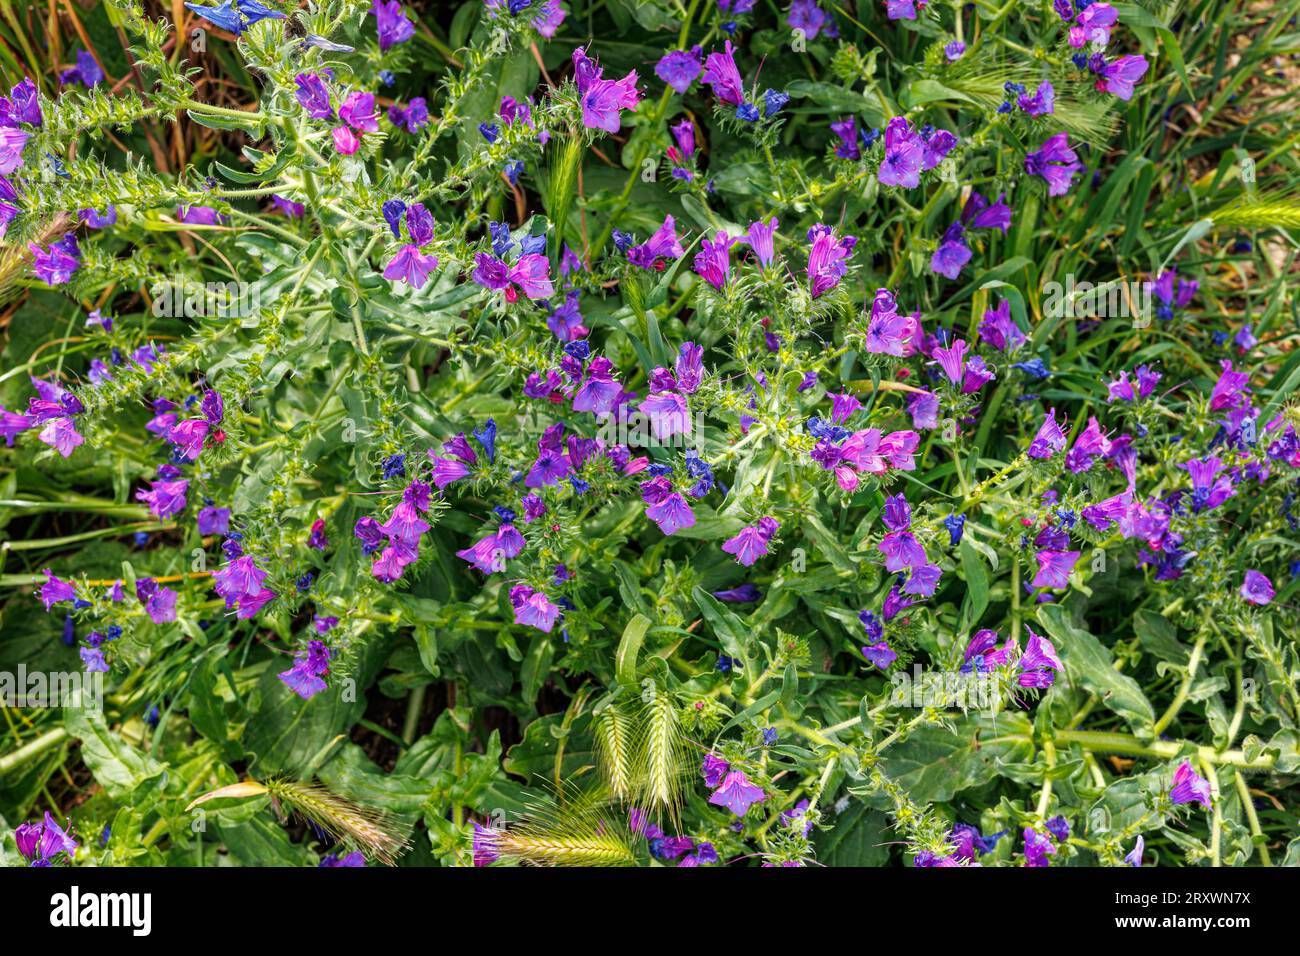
[1052,730,1275,770]
[1151,624,1210,736]
[0,726,69,775]
[1233,770,1272,866]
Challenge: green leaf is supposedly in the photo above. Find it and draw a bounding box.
[1037,604,1155,738]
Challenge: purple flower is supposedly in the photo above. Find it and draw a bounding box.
[1018,626,1062,688]
[713,583,761,602]
[39,569,76,611]
[1032,550,1078,589]
[29,236,80,285]
[1018,80,1055,115]
[1027,408,1066,459]
[279,640,332,700]
[877,116,924,188]
[388,97,429,133]
[655,47,703,93]
[1124,835,1144,867]
[1023,827,1056,867]
[881,493,911,531]
[692,230,735,289]
[885,0,924,19]
[136,478,188,519]
[930,229,971,280]
[861,641,896,670]
[979,299,1025,351]
[1169,760,1212,809]
[702,753,730,788]
[0,78,42,127]
[879,532,926,572]
[197,505,231,535]
[59,50,103,87]
[294,72,333,119]
[1097,54,1148,101]
[212,554,267,603]
[1025,133,1082,197]
[903,563,942,596]
[787,0,835,39]
[371,0,415,50]
[645,491,695,535]
[1240,570,1274,606]
[15,812,78,865]
[745,217,779,268]
[830,116,860,160]
[708,770,766,816]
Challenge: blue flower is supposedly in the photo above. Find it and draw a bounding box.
[763,89,789,117]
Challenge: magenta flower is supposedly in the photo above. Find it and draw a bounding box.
[572,47,641,132]
[1210,359,1250,411]
[1169,760,1212,809]
[1027,408,1066,459]
[1239,570,1274,606]
[0,126,29,174]
[708,770,766,816]
[628,215,685,269]
[332,125,360,155]
[510,584,561,632]
[721,516,780,566]
[1068,2,1117,48]
[932,338,967,385]
[36,416,83,458]
[475,252,554,301]
[701,41,745,106]
[339,91,379,133]
[383,245,439,289]
[806,224,855,298]
[1022,827,1056,867]
[693,231,735,289]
